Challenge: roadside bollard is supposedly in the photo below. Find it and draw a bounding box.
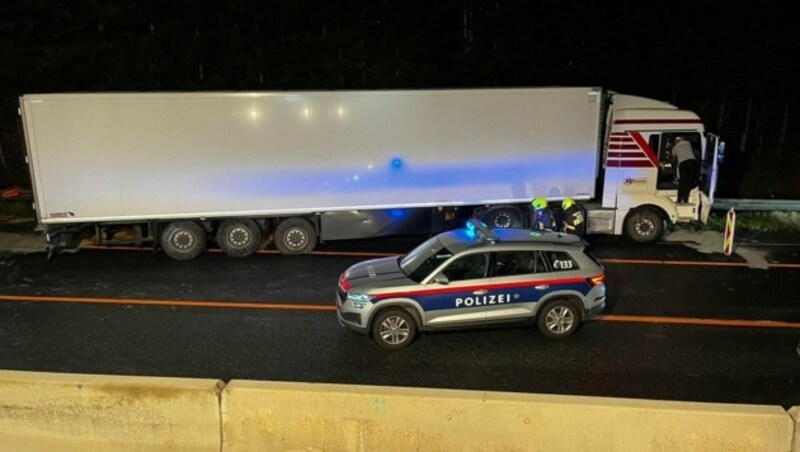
[723,208,735,256]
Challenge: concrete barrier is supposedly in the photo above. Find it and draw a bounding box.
[0,370,223,451]
[221,381,794,451]
[790,406,799,452]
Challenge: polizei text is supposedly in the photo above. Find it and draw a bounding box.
[455,293,515,307]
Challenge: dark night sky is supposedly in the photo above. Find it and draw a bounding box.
[1,1,798,197]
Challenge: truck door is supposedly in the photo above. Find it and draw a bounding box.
[699,134,723,223]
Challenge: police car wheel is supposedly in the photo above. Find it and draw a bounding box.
[372,309,417,350]
[537,299,580,339]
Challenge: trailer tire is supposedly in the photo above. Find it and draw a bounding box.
[480,207,524,229]
[160,221,207,260]
[624,208,666,243]
[275,218,317,254]
[216,219,262,258]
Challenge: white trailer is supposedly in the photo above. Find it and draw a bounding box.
[19,87,721,259]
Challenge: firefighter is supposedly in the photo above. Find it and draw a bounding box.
[561,198,586,236]
[530,197,555,231]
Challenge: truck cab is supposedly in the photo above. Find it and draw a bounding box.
[591,94,722,242]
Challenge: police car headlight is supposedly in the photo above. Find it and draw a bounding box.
[347,293,373,309]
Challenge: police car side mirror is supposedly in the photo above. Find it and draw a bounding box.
[432,273,449,285]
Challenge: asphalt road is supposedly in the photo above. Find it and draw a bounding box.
[1,238,799,407]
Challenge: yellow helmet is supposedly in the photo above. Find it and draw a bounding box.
[562,198,575,210]
[531,197,548,210]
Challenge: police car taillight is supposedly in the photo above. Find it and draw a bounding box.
[338,273,351,292]
[586,275,605,287]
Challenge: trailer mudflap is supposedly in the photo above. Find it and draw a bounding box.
[44,227,83,260]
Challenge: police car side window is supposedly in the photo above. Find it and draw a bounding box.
[545,251,579,272]
[440,253,489,282]
[494,251,547,276]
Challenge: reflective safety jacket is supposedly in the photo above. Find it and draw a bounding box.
[562,205,586,236]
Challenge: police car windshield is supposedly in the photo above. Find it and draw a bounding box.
[400,236,455,283]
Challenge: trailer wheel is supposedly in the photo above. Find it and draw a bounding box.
[216,219,262,258]
[481,207,524,229]
[275,218,317,254]
[624,208,666,243]
[160,221,207,260]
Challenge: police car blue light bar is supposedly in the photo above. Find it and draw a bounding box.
[466,219,498,242]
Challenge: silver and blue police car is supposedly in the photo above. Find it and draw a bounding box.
[336,220,606,349]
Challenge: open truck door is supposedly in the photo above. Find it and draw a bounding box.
[698,134,723,223]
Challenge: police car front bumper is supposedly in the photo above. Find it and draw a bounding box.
[335,293,370,335]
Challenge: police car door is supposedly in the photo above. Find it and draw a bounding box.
[423,251,491,327]
[485,250,553,321]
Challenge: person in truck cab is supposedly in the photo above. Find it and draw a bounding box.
[672,136,698,204]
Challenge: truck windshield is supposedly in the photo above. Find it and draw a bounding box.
[400,236,455,283]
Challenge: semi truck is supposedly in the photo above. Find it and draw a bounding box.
[19,87,722,260]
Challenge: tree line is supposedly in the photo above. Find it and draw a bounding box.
[1,1,797,197]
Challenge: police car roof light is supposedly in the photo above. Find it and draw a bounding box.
[466,219,498,242]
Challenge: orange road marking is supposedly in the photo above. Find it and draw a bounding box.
[79,245,800,268]
[2,294,799,330]
[595,314,800,329]
[256,249,400,257]
[597,258,752,267]
[80,245,399,258]
[597,258,800,269]
[766,263,800,269]
[0,294,336,311]
[82,245,152,251]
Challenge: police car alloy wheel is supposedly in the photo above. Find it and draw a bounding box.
[537,299,580,339]
[372,309,417,349]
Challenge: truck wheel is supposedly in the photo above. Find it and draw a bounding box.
[537,299,580,339]
[216,219,262,258]
[372,309,417,350]
[624,208,666,243]
[481,207,524,229]
[160,221,206,260]
[275,218,317,254]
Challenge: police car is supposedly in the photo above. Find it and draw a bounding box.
[336,220,606,349]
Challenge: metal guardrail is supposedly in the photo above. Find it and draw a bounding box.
[713,198,800,212]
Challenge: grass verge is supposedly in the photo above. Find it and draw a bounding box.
[705,211,800,233]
